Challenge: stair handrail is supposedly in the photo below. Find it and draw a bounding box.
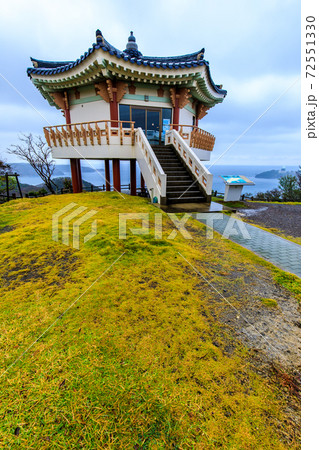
[165,129,213,195]
[135,128,167,202]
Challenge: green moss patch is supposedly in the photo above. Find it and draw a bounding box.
[0,193,300,448]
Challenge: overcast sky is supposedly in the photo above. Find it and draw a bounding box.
[0,0,300,166]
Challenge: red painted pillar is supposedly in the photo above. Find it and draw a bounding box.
[76,159,82,192]
[105,159,111,191]
[65,98,83,193]
[64,108,71,125]
[195,118,199,127]
[130,160,136,196]
[173,97,180,131]
[110,91,118,127]
[113,160,121,192]
[110,86,120,192]
[70,158,80,193]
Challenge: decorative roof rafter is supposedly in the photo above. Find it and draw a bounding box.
[27,29,226,109]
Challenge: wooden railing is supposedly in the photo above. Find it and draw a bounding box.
[169,124,216,151]
[43,120,135,148]
[43,120,215,153]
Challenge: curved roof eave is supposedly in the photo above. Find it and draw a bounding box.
[27,29,226,99]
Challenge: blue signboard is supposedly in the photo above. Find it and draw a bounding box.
[221,175,247,184]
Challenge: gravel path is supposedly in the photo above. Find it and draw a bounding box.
[237,202,301,238]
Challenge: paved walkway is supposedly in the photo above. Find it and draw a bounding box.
[196,213,301,277]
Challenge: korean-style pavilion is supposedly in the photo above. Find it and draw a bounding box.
[27,30,227,204]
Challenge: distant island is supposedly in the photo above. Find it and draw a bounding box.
[255,168,294,179]
[19,177,95,195]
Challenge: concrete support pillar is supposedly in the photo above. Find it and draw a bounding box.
[113,160,121,192]
[130,160,136,196]
[105,159,111,191]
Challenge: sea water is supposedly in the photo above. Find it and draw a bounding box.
[14,162,299,195]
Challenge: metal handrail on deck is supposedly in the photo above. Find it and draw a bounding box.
[169,124,216,151]
[43,120,135,148]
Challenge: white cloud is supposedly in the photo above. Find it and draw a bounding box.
[222,74,300,106]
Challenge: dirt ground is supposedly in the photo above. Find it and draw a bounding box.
[189,229,301,437]
[237,202,301,238]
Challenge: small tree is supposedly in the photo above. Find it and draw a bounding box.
[295,166,301,189]
[278,174,301,202]
[0,159,14,196]
[264,188,282,202]
[0,159,12,175]
[8,134,57,194]
[63,178,73,192]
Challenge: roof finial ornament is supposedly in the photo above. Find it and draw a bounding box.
[128,31,135,42]
[124,31,142,57]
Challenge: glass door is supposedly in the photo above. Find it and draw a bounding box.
[128,107,172,145]
[146,110,160,145]
[131,108,146,132]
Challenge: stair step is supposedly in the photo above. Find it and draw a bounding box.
[167,191,202,196]
[164,170,189,175]
[167,178,192,182]
[167,181,194,186]
[160,165,184,170]
[151,144,207,204]
[166,196,206,204]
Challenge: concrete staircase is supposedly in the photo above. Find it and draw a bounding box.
[152,145,207,204]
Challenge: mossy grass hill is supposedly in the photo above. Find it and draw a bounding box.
[0,193,300,448]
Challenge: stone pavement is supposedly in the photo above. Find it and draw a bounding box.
[196,213,301,277]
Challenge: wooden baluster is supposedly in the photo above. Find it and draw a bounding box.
[68,124,74,146]
[193,128,197,148]
[62,126,68,146]
[50,128,56,147]
[75,126,81,145]
[131,122,135,146]
[95,123,101,145]
[44,128,51,147]
[120,122,123,145]
[105,121,109,145]
[56,127,63,146]
[81,124,87,145]
[88,123,94,145]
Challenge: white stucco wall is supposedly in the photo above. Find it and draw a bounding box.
[70,100,110,123]
[179,107,194,126]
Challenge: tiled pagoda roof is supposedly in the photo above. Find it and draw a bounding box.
[27,30,227,97]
